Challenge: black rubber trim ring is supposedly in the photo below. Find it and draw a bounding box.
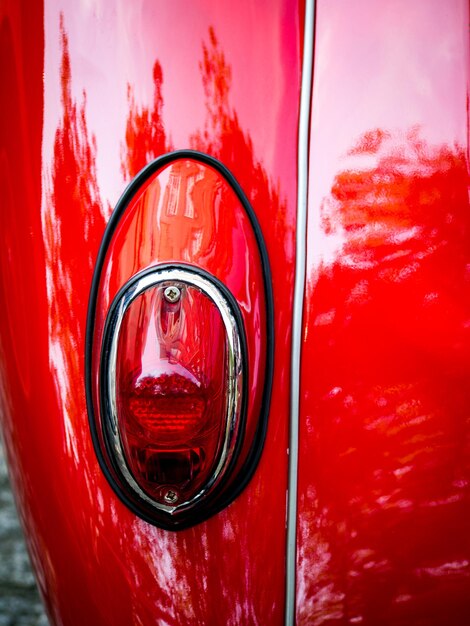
[85,150,274,530]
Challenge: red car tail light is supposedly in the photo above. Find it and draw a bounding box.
[87,151,273,529]
[101,266,245,513]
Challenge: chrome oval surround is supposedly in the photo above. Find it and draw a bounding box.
[100,265,245,517]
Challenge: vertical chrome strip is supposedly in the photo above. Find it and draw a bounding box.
[285,0,315,624]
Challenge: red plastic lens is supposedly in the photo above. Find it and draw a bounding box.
[116,283,227,506]
[91,155,270,528]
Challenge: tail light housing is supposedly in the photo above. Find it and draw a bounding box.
[102,266,245,515]
[86,151,273,528]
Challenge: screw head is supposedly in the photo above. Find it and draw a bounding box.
[163,489,179,505]
[163,285,181,303]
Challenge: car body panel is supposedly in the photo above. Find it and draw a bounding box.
[297,0,470,623]
[0,1,301,623]
[1,0,470,624]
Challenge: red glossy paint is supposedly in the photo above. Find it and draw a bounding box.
[3,0,467,623]
[0,1,301,624]
[92,156,269,520]
[297,1,470,624]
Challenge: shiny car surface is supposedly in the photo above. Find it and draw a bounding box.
[0,0,469,624]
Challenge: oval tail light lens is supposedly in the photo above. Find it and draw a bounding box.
[102,266,245,515]
[86,151,273,529]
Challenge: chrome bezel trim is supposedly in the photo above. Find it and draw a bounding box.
[286,0,315,623]
[101,266,244,516]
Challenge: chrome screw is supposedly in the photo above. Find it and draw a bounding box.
[163,489,179,505]
[163,285,181,303]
